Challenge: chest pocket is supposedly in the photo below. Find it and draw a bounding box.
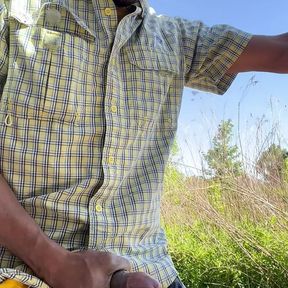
[5,3,96,124]
[124,47,180,131]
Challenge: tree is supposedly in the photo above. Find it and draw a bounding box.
[256,144,288,183]
[204,120,242,178]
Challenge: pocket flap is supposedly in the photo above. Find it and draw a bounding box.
[125,47,180,74]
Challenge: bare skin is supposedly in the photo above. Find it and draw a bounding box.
[0,2,160,287]
[0,175,159,288]
[113,0,139,7]
[112,1,288,76]
[228,33,288,74]
[1,2,287,287]
[111,270,161,288]
[116,6,134,23]
[0,94,159,288]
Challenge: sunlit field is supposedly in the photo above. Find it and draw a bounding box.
[162,122,288,287]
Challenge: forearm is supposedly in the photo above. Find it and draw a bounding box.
[228,33,288,74]
[0,175,67,278]
[0,175,133,288]
[273,33,288,73]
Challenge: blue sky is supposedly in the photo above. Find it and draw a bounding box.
[149,0,288,175]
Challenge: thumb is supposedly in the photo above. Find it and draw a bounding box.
[106,253,131,274]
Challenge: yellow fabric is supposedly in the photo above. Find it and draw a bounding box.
[0,0,252,287]
[0,280,27,288]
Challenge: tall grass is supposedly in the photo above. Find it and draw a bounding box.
[161,77,288,286]
[162,162,288,287]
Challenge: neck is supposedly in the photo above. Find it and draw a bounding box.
[116,5,135,23]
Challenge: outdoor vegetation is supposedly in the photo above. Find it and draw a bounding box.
[162,119,288,287]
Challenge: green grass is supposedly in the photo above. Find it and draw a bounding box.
[164,223,288,288]
[162,165,288,287]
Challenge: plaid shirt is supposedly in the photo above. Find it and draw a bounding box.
[0,0,252,287]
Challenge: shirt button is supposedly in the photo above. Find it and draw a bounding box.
[111,105,117,113]
[104,8,112,16]
[108,156,115,165]
[96,204,103,213]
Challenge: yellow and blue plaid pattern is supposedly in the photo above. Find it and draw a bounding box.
[0,0,252,287]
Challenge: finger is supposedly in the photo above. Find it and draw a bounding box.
[143,275,160,288]
[110,270,127,288]
[154,281,161,288]
[107,254,131,273]
[125,272,161,288]
[150,277,161,288]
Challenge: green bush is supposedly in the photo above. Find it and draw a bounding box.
[165,224,288,288]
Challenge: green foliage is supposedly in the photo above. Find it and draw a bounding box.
[162,159,288,288]
[204,120,242,179]
[162,125,288,287]
[170,139,180,157]
[283,158,288,183]
[165,224,288,288]
[163,164,185,205]
[256,144,288,184]
[164,139,185,202]
[207,180,225,213]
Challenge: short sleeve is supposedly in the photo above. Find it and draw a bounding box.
[0,2,9,95]
[176,18,252,95]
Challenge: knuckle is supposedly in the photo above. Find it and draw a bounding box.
[103,252,114,262]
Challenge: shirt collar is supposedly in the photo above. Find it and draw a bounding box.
[137,0,149,17]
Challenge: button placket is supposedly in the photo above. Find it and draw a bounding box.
[101,6,143,184]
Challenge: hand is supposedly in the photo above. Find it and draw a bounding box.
[0,172,129,288]
[110,270,161,288]
[43,250,131,288]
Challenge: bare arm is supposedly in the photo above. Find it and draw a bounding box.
[0,175,131,287]
[0,175,66,278]
[227,33,288,74]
